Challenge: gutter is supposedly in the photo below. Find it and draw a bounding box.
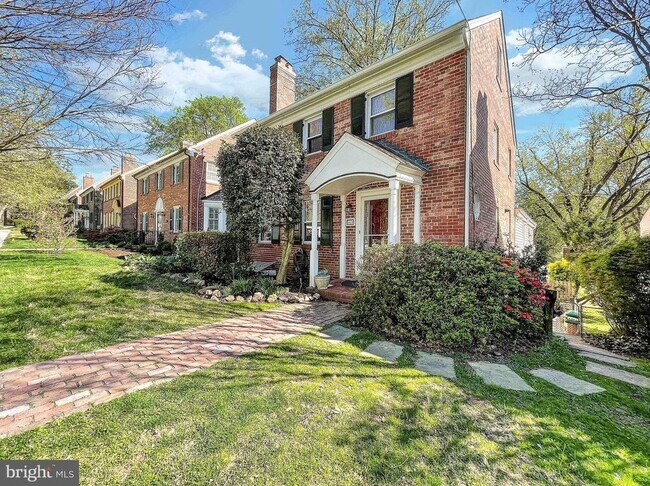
[463,25,472,247]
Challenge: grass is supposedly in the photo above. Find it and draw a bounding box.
[1,227,86,250]
[0,332,648,484]
[0,246,272,370]
[582,306,612,335]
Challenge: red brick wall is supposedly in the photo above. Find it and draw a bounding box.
[469,18,516,248]
[252,49,468,278]
[121,174,138,231]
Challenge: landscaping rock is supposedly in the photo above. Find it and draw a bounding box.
[579,351,636,368]
[313,293,321,300]
[252,292,265,303]
[210,295,220,301]
[322,324,358,342]
[197,288,213,297]
[530,368,604,395]
[267,294,278,303]
[415,351,456,380]
[469,362,535,392]
[225,295,235,302]
[212,289,223,298]
[585,362,650,388]
[235,296,245,302]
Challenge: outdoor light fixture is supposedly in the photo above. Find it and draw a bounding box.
[345,204,353,214]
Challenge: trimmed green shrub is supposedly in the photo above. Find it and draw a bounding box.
[578,237,649,339]
[122,254,183,274]
[230,278,254,296]
[174,231,250,282]
[255,278,278,296]
[350,242,548,350]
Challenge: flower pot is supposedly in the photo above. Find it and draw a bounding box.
[314,275,330,290]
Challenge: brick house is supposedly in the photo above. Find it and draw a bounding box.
[132,120,255,244]
[77,174,107,231]
[99,155,140,231]
[249,12,516,286]
[66,174,95,229]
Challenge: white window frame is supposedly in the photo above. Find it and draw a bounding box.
[366,83,396,138]
[303,114,323,155]
[141,212,148,232]
[206,161,219,184]
[258,227,272,244]
[156,170,164,190]
[172,163,182,184]
[172,206,182,233]
[302,200,321,244]
[203,202,226,232]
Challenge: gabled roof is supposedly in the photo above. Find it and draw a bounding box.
[131,119,257,179]
[64,187,81,200]
[367,138,428,172]
[99,164,143,188]
[202,190,223,201]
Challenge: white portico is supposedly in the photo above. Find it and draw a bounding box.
[304,133,427,286]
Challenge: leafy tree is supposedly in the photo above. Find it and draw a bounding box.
[0,0,169,162]
[287,0,452,95]
[515,0,649,114]
[217,126,304,284]
[32,203,77,254]
[145,96,248,154]
[517,91,650,253]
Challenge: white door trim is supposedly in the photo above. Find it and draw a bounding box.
[354,187,394,273]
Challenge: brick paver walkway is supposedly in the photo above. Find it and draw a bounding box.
[0,302,348,438]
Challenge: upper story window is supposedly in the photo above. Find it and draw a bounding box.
[368,87,396,137]
[172,161,183,185]
[170,206,182,232]
[206,162,219,184]
[141,177,149,195]
[156,170,164,190]
[305,116,323,154]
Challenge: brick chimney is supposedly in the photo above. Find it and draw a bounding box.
[121,154,138,173]
[269,56,296,114]
[110,166,120,175]
[82,173,94,189]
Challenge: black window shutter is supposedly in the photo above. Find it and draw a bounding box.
[292,120,304,145]
[179,207,182,231]
[350,94,365,136]
[179,161,184,183]
[271,225,280,244]
[395,73,414,129]
[169,209,173,231]
[322,107,334,150]
[293,221,301,244]
[320,196,334,246]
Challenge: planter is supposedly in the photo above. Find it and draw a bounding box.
[314,275,330,290]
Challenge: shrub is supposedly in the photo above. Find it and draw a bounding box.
[255,278,278,296]
[230,278,254,295]
[577,237,649,339]
[123,254,183,274]
[174,231,250,282]
[14,219,39,239]
[350,242,547,350]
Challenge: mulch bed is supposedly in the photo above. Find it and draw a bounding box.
[583,332,649,360]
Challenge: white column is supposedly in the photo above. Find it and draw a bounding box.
[309,193,319,287]
[388,179,400,244]
[413,184,422,244]
[339,195,346,279]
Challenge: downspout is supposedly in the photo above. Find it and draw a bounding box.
[463,24,472,247]
[186,154,192,232]
[195,149,206,232]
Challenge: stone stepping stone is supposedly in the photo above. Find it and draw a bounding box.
[530,368,605,395]
[360,341,403,362]
[321,324,358,342]
[586,362,650,389]
[469,362,535,392]
[414,351,456,380]
[579,351,636,368]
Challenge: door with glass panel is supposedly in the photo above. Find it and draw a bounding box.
[355,190,390,271]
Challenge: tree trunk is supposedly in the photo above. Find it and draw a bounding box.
[276,225,294,284]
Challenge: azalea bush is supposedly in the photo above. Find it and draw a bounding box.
[350,242,548,350]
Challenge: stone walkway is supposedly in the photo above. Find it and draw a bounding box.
[0,227,10,248]
[323,325,648,396]
[0,302,349,438]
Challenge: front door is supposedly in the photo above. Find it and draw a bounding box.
[155,212,164,244]
[355,189,391,272]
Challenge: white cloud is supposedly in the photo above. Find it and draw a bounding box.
[251,48,268,60]
[505,28,530,48]
[149,44,269,119]
[207,31,247,63]
[170,9,207,24]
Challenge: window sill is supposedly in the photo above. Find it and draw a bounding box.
[367,129,395,139]
[305,150,322,157]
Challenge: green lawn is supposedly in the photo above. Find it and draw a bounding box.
[1,227,86,250]
[582,306,612,335]
[0,334,648,484]
[0,247,271,370]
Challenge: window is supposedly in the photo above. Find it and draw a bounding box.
[141,212,148,232]
[172,162,183,184]
[141,177,149,195]
[156,170,164,190]
[206,162,219,184]
[206,205,226,232]
[171,206,182,233]
[305,116,322,154]
[496,44,503,88]
[259,227,272,243]
[492,123,500,167]
[508,148,513,177]
[369,87,396,136]
[302,196,334,245]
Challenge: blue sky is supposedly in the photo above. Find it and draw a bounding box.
[74,0,593,184]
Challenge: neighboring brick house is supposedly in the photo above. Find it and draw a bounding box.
[250,12,516,286]
[132,120,255,244]
[77,174,108,231]
[66,174,95,229]
[99,155,140,231]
